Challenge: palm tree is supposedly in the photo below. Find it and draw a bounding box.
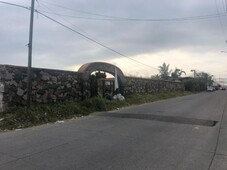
[158,62,172,80]
[171,68,186,80]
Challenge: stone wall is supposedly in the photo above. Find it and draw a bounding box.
[0,65,82,111]
[0,82,5,112]
[0,64,185,112]
[123,77,184,94]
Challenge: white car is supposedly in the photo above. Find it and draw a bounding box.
[207,86,214,92]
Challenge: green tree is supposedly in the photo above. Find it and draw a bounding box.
[196,72,214,86]
[151,74,160,80]
[184,71,214,92]
[171,68,186,80]
[94,71,106,79]
[158,62,172,80]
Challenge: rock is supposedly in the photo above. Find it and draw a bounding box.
[0,83,5,92]
[0,93,2,101]
[51,76,57,83]
[40,71,50,81]
[8,80,17,87]
[32,81,37,87]
[17,88,25,96]
[57,86,64,90]
[51,94,57,102]
[66,83,71,88]
[4,72,14,80]
[36,85,42,89]
[72,80,77,85]
[37,89,45,95]
[47,81,53,85]
[41,74,50,81]
[22,95,27,100]
[22,77,28,83]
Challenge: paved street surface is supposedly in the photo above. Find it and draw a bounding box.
[0,91,227,170]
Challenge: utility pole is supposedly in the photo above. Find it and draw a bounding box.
[27,0,35,108]
[191,69,196,78]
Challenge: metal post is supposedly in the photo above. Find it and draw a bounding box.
[27,0,35,107]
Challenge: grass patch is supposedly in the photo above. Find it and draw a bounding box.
[0,91,193,130]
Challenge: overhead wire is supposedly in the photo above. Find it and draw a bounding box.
[38,0,123,20]
[39,0,227,22]
[214,0,227,41]
[0,0,158,71]
[0,1,29,10]
[38,2,101,43]
[221,0,226,11]
[36,11,159,71]
[37,2,157,73]
[37,10,227,22]
[6,1,227,75]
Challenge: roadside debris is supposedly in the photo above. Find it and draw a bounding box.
[55,120,65,124]
[113,93,125,101]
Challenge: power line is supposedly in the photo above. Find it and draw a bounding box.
[37,2,158,73]
[39,3,158,71]
[214,0,227,42]
[38,2,101,45]
[36,11,158,70]
[0,1,29,10]
[38,0,127,20]
[39,10,227,22]
[0,1,158,70]
[39,0,227,22]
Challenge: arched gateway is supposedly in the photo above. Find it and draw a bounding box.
[78,62,125,83]
[78,62,125,98]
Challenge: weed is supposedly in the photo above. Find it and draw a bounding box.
[0,91,193,130]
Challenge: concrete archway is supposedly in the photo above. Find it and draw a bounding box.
[78,62,125,98]
[78,62,125,83]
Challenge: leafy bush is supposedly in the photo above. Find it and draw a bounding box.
[81,97,107,112]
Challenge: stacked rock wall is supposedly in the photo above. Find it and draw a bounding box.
[124,77,184,94]
[0,64,185,112]
[0,65,82,110]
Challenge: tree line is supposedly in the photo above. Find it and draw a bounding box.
[153,62,214,91]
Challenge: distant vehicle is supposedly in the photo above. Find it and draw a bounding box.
[207,86,214,92]
[219,87,226,90]
[214,86,219,90]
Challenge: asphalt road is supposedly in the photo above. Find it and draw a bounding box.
[0,91,227,170]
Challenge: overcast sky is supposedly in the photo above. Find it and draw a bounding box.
[0,0,227,84]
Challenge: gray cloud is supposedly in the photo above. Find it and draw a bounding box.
[0,0,227,81]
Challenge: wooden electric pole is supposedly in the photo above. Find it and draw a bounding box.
[27,0,35,107]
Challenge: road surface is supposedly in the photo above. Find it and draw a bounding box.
[0,91,227,170]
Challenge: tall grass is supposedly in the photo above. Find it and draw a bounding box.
[0,91,192,130]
